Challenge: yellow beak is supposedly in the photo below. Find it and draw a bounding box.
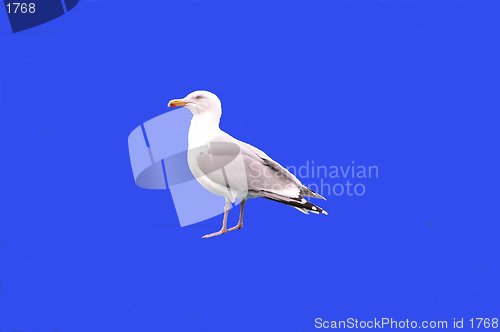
[168,99,188,108]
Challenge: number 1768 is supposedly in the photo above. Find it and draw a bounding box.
[6,2,36,14]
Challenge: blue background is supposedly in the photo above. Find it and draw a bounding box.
[1,0,499,331]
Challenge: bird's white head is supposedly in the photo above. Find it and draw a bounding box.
[168,90,222,118]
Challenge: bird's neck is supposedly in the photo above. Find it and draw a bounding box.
[188,113,222,148]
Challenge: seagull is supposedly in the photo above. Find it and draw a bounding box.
[168,90,327,238]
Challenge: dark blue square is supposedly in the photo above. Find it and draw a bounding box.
[4,0,65,33]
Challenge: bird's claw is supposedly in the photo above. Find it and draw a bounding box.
[201,229,227,239]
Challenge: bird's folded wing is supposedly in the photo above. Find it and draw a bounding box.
[218,133,325,199]
[196,133,324,200]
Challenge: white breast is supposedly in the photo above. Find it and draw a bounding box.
[187,117,238,200]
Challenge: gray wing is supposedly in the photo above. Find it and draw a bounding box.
[223,133,325,199]
[197,133,325,200]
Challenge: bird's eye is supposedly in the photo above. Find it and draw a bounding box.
[195,95,202,100]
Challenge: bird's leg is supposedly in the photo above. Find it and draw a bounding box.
[202,199,231,239]
[228,199,246,232]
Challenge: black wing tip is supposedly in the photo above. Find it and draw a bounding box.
[258,191,328,216]
[300,200,328,215]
